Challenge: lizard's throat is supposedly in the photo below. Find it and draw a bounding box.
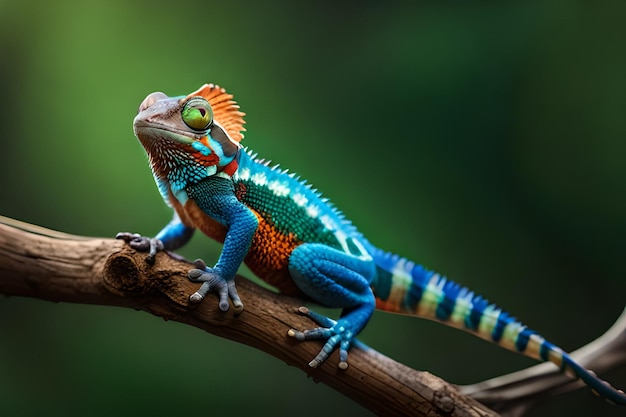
[146,141,219,188]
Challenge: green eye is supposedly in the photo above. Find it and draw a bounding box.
[182,98,213,131]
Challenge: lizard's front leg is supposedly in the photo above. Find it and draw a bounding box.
[185,177,259,313]
[287,243,377,369]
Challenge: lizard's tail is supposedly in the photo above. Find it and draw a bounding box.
[368,247,626,405]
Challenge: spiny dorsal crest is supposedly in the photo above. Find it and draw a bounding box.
[185,84,246,143]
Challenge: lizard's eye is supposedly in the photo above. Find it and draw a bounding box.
[182,98,213,131]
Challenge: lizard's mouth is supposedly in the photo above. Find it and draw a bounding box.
[133,119,202,146]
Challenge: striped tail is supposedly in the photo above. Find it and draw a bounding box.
[369,248,626,405]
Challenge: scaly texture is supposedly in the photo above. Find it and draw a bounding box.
[117,83,626,406]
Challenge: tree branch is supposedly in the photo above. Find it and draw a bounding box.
[0,216,495,417]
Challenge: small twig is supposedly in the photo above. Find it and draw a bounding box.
[459,308,626,416]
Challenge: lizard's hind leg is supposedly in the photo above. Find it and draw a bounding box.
[287,243,377,369]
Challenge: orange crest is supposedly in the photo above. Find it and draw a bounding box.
[184,84,246,143]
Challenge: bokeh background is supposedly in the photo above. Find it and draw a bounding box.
[0,1,624,416]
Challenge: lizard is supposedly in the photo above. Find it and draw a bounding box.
[117,83,626,406]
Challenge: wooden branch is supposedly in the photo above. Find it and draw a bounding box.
[0,216,496,417]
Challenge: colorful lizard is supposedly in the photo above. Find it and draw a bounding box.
[117,83,626,406]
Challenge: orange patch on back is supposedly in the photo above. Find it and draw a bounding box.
[244,211,303,296]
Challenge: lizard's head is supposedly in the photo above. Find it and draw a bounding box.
[133,84,245,178]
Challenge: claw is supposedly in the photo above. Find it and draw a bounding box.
[186,262,244,313]
[146,238,164,262]
[188,269,206,281]
[296,306,337,328]
[227,280,244,314]
[116,232,163,264]
[193,258,207,269]
[338,339,350,369]
[115,232,140,241]
[189,292,204,303]
[288,306,358,369]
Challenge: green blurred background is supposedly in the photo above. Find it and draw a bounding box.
[0,1,624,416]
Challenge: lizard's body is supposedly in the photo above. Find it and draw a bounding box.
[118,84,626,405]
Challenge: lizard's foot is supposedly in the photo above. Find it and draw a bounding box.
[116,232,164,264]
[288,306,355,370]
[187,259,244,314]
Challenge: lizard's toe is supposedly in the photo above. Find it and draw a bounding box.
[288,306,356,369]
[186,266,243,313]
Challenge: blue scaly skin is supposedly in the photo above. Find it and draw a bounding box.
[117,84,626,405]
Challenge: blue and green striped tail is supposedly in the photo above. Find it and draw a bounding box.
[369,247,626,405]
